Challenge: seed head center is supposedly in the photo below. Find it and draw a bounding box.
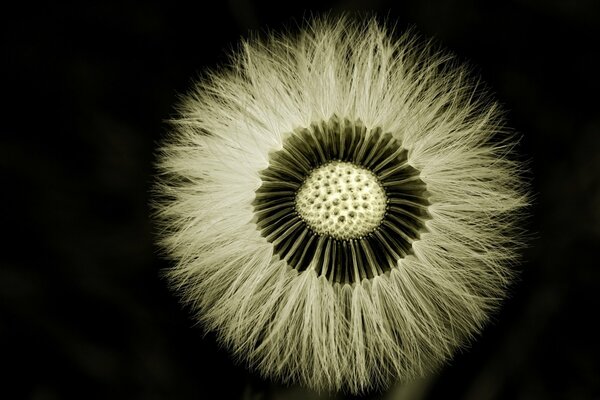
[295,161,387,239]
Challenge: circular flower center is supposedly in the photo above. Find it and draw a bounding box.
[253,116,430,284]
[295,161,387,239]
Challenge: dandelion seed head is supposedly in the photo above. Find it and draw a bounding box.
[153,15,529,394]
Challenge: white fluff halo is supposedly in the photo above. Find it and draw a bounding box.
[153,16,528,394]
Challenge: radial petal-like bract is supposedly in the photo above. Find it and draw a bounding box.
[154,16,528,394]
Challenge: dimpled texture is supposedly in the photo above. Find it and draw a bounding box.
[153,16,529,394]
[295,161,387,239]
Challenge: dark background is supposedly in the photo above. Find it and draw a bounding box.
[3,1,599,399]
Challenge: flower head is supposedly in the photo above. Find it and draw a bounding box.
[154,16,528,394]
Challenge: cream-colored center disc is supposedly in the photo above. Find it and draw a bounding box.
[295,161,387,240]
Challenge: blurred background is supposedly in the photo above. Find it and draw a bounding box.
[2,1,599,399]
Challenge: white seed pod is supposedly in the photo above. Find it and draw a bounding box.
[153,16,528,394]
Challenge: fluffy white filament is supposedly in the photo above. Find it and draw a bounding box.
[154,16,528,394]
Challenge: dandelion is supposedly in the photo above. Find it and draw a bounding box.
[153,16,528,394]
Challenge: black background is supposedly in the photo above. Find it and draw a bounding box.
[3,1,600,399]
